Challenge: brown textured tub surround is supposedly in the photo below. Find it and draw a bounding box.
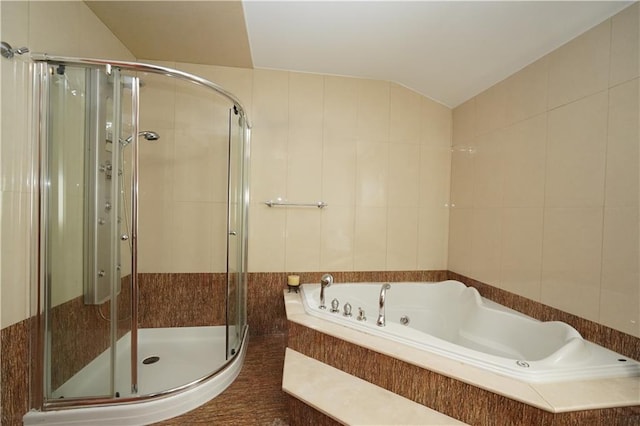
[287,321,640,425]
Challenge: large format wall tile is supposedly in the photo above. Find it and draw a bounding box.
[609,3,639,87]
[547,20,611,109]
[501,114,547,208]
[390,83,422,144]
[605,78,639,208]
[449,5,639,337]
[545,91,608,208]
[600,207,640,336]
[541,208,603,322]
[499,208,544,301]
[504,57,549,126]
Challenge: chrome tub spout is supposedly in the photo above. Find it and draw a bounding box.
[319,273,334,309]
[376,283,391,327]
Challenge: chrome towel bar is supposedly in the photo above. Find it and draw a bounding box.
[264,200,327,209]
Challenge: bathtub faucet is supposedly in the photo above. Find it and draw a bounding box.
[376,283,391,327]
[319,274,334,309]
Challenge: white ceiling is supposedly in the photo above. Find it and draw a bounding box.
[88,1,635,108]
[243,1,633,107]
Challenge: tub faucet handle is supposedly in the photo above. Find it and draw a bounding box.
[330,298,340,313]
[343,302,352,317]
[357,307,366,322]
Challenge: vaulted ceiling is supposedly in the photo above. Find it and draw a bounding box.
[86,0,633,107]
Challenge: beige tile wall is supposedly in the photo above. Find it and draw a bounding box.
[136,61,240,274]
[449,3,640,337]
[135,64,452,274]
[0,0,135,328]
[249,73,452,272]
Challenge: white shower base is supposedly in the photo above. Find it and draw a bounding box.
[24,326,247,426]
[53,326,228,398]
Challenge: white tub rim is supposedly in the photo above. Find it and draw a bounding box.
[297,281,640,384]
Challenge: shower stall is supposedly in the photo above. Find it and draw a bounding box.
[25,55,250,425]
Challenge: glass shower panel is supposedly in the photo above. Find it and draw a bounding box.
[45,64,110,399]
[44,64,133,400]
[226,108,247,358]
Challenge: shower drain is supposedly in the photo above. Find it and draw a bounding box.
[142,356,160,365]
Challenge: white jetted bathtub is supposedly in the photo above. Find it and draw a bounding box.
[299,280,640,383]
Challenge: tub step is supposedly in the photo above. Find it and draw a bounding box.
[282,348,467,426]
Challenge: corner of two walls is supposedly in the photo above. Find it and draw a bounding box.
[449,3,640,339]
[134,61,454,338]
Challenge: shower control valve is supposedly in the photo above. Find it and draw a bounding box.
[330,298,340,313]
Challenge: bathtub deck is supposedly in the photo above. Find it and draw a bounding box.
[283,348,467,425]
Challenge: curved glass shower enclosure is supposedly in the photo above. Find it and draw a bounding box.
[29,56,250,419]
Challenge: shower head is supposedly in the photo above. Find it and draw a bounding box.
[139,131,160,141]
[121,131,160,146]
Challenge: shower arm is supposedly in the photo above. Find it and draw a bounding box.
[29,53,252,128]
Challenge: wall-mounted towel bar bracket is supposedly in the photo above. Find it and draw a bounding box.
[1,41,29,59]
[264,200,327,209]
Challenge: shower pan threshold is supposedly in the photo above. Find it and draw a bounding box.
[24,326,248,426]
